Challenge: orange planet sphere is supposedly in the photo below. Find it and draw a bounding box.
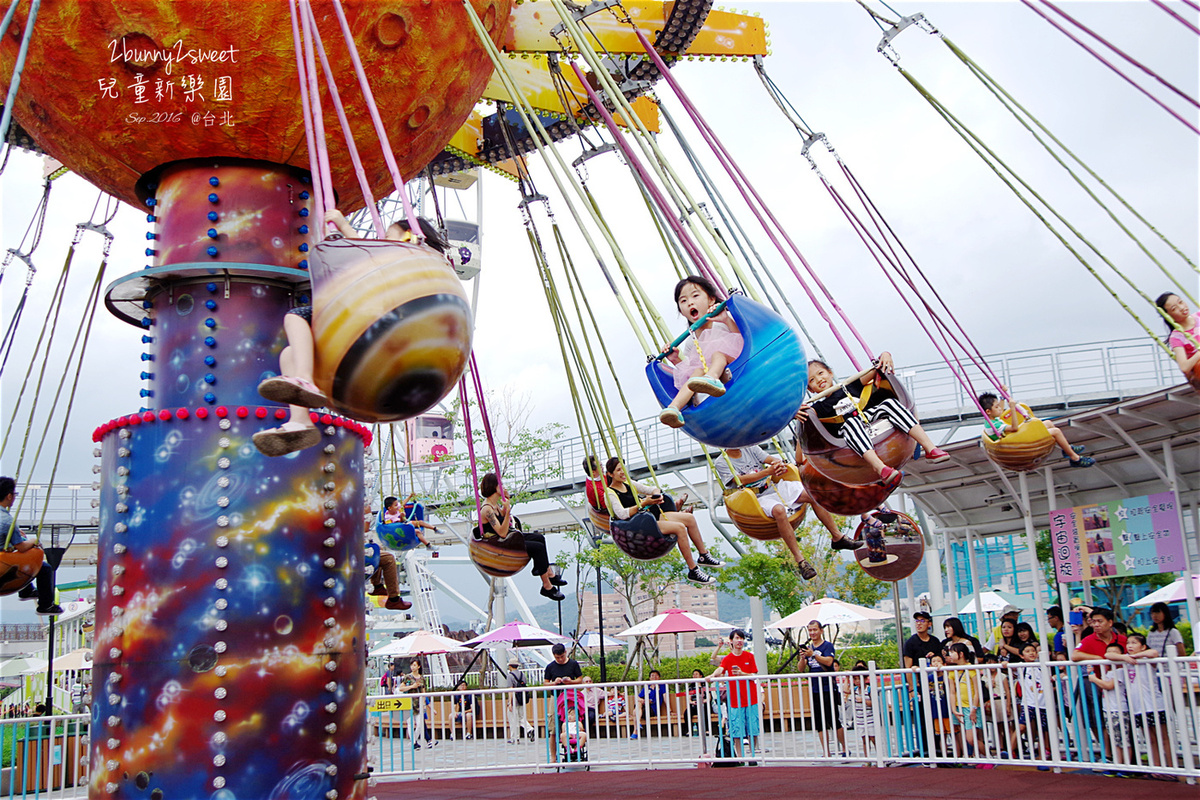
[0,0,511,206]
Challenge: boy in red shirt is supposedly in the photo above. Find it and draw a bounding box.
[710,629,760,759]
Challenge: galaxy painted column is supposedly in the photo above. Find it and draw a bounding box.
[93,160,371,800]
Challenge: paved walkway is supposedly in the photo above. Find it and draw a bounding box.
[372,765,1192,799]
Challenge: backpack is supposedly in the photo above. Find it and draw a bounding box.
[512,671,530,705]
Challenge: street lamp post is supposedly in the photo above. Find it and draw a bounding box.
[596,566,607,683]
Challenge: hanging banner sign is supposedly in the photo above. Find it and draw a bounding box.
[1049,491,1185,583]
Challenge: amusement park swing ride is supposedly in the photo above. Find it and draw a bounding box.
[0,1,1194,797]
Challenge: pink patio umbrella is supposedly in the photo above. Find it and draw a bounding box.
[617,608,733,677]
[1129,575,1200,607]
[464,621,571,649]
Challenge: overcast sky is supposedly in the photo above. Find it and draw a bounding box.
[2,1,1196,624]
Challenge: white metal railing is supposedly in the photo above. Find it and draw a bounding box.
[362,657,1200,783]
[5,657,1194,798]
[0,713,89,799]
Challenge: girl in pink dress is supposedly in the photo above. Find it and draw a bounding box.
[1156,292,1199,379]
[659,277,743,428]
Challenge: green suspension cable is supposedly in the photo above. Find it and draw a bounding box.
[899,67,1173,354]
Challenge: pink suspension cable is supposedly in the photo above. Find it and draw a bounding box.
[1152,0,1200,35]
[1023,0,1200,134]
[818,171,992,413]
[567,62,725,295]
[632,27,874,369]
[299,0,387,238]
[330,0,422,241]
[297,1,336,230]
[837,160,1008,400]
[289,0,325,231]
[1038,0,1199,107]
[458,376,487,539]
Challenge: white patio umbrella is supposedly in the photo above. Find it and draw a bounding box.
[370,631,472,658]
[1129,575,1200,607]
[0,656,47,678]
[956,590,1027,615]
[576,631,627,649]
[53,648,94,672]
[769,598,891,630]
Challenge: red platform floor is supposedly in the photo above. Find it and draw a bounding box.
[373,765,1192,800]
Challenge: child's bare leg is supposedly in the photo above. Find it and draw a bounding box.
[1046,423,1081,461]
[669,385,695,411]
[805,495,851,544]
[861,449,888,477]
[259,312,327,411]
[772,513,801,563]
[278,346,316,429]
[282,313,316,382]
[906,423,938,452]
[702,353,729,380]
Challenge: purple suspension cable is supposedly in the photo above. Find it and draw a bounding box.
[299,0,387,238]
[1023,0,1199,134]
[1038,0,1199,107]
[329,0,423,240]
[458,376,487,540]
[633,27,875,369]
[469,351,506,495]
[568,63,725,295]
[818,170,992,412]
[837,160,1008,401]
[1152,0,1200,35]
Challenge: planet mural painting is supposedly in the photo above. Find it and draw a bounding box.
[0,0,512,209]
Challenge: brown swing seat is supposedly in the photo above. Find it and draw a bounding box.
[798,373,916,486]
[469,527,531,579]
[800,462,898,517]
[0,546,44,596]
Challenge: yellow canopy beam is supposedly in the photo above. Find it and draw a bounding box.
[503,2,768,57]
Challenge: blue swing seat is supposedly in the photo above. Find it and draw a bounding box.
[364,541,382,572]
[645,294,806,449]
[375,510,421,552]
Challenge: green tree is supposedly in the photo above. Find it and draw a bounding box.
[385,389,566,518]
[1035,530,1172,622]
[713,516,887,618]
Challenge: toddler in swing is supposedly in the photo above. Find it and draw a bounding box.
[658,276,743,429]
[252,208,449,457]
[978,392,1094,468]
[802,352,948,488]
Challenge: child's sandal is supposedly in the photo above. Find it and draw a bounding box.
[659,407,685,428]
[686,375,726,397]
[252,422,321,457]
[257,376,328,408]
